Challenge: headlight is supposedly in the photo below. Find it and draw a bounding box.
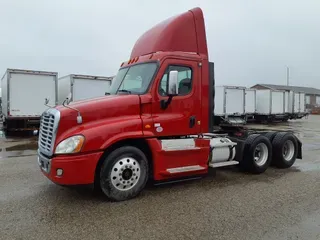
[55,135,85,154]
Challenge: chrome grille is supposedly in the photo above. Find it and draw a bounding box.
[38,108,60,156]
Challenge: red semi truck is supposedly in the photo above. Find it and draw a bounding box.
[37,7,302,201]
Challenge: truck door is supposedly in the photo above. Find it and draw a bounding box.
[151,59,202,136]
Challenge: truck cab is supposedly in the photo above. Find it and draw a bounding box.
[37,8,302,201]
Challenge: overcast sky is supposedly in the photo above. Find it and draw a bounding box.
[0,0,319,88]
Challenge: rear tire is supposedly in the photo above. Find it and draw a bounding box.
[240,134,272,174]
[271,132,298,168]
[263,132,277,142]
[99,146,149,201]
[263,131,278,166]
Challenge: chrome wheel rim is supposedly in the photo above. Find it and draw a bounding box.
[282,140,295,161]
[110,157,141,191]
[254,143,268,167]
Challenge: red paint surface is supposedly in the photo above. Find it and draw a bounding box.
[147,138,210,180]
[44,7,212,185]
[149,55,203,136]
[41,151,103,185]
[130,8,208,59]
[55,95,146,153]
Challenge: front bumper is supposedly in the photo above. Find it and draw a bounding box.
[38,150,104,185]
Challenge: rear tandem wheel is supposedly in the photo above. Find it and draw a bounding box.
[240,134,272,174]
[270,132,298,169]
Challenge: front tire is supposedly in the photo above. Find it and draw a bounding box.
[99,146,149,201]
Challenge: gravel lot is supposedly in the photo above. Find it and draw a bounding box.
[1,115,320,240]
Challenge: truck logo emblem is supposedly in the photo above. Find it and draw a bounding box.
[156,126,163,133]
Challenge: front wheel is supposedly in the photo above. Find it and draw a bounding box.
[99,146,149,201]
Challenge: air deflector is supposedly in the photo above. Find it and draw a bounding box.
[130,7,208,59]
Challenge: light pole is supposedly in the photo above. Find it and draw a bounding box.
[286,66,290,86]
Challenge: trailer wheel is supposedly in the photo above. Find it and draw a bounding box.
[240,134,272,174]
[99,146,149,201]
[271,132,298,168]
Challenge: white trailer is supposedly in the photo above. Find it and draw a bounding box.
[58,74,113,104]
[288,91,307,119]
[255,89,287,122]
[214,86,246,125]
[1,68,58,132]
[284,91,293,113]
[245,88,256,114]
[299,93,306,113]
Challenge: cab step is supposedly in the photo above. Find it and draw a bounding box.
[209,161,239,168]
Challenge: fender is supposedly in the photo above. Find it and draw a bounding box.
[54,115,146,153]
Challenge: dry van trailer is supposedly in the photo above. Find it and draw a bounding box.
[244,88,256,122]
[288,91,308,120]
[1,68,58,133]
[254,89,288,123]
[58,74,113,104]
[214,86,246,126]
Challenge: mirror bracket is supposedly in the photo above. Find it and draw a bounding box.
[160,96,173,110]
[44,98,53,108]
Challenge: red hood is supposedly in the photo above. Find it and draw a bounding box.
[55,95,141,139]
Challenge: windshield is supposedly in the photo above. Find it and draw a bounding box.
[109,62,158,94]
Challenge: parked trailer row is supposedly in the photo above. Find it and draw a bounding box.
[214,85,307,125]
[255,89,306,122]
[1,68,113,133]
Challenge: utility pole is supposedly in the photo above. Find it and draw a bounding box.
[286,66,290,86]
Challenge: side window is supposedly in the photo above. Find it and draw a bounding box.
[158,65,192,96]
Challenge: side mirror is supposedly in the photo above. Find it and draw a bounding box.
[167,70,178,96]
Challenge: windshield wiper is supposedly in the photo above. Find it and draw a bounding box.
[117,89,132,94]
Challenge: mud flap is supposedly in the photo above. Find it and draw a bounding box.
[296,137,302,159]
[227,137,245,162]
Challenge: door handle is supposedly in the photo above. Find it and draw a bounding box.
[189,116,196,128]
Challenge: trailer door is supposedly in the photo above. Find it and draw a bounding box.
[245,89,256,114]
[225,88,245,115]
[9,73,56,116]
[294,93,300,113]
